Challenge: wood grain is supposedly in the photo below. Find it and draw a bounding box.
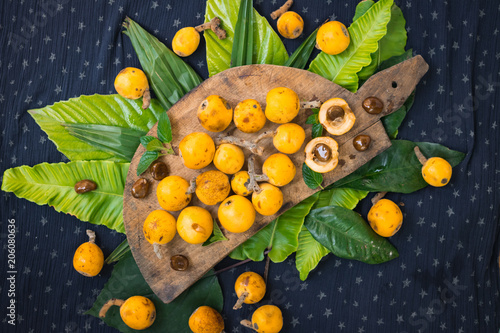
[123,56,428,303]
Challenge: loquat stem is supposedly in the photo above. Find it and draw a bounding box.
[240,319,254,330]
[413,146,428,165]
[195,17,227,40]
[300,100,322,109]
[216,135,264,155]
[233,291,249,310]
[186,177,197,195]
[153,243,162,259]
[86,230,96,244]
[142,89,151,110]
[254,174,269,182]
[254,130,275,144]
[99,298,125,318]
[271,0,294,20]
[371,192,387,205]
[246,155,263,194]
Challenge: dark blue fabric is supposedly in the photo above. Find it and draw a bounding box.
[1,0,499,332]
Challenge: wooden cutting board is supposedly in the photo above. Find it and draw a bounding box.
[123,56,429,303]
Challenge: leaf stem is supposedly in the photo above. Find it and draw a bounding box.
[207,249,271,277]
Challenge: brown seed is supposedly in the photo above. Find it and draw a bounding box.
[150,161,168,180]
[74,179,97,194]
[353,135,371,151]
[313,143,332,162]
[170,255,189,271]
[327,106,345,121]
[362,97,384,114]
[131,178,149,198]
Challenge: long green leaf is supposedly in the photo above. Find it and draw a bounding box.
[63,123,146,162]
[204,0,288,76]
[305,206,399,264]
[283,26,320,69]
[268,193,320,262]
[105,238,131,264]
[229,220,275,262]
[86,253,223,333]
[1,161,128,233]
[352,0,375,21]
[313,188,369,210]
[296,188,368,280]
[231,0,254,67]
[357,3,407,81]
[229,193,319,262]
[123,18,203,109]
[330,140,466,193]
[296,227,329,281]
[308,0,393,92]
[29,94,164,162]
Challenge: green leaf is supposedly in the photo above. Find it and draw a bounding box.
[312,123,323,138]
[86,252,223,333]
[62,123,146,162]
[231,0,254,67]
[123,17,203,110]
[305,113,319,125]
[140,135,157,148]
[28,94,165,162]
[302,163,324,190]
[357,3,407,81]
[295,227,329,281]
[204,0,288,76]
[283,26,319,69]
[137,151,159,176]
[268,193,320,262]
[157,112,173,143]
[105,239,131,264]
[382,91,415,139]
[352,0,375,21]
[308,0,393,92]
[146,138,164,152]
[1,161,128,233]
[203,219,229,246]
[330,140,466,193]
[230,193,320,262]
[296,188,368,280]
[313,187,369,210]
[305,206,399,264]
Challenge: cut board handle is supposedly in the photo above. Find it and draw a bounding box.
[357,55,429,116]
